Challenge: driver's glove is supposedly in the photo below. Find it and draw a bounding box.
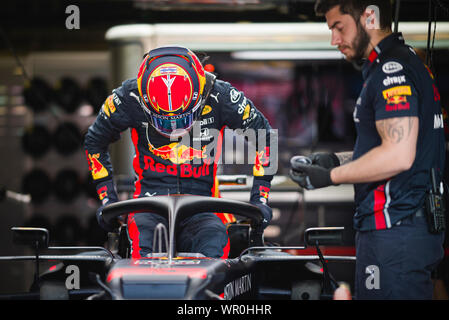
[250,180,272,229]
[95,180,119,232]
[251,202,273,230]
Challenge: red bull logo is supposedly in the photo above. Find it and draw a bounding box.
[148,142,207,165]
[97,185,108,201]
[253,147,270,177]
[259,185,270,201]
[387,95,407,105]
[88,153,109,180]
[143,155,211,178]
[385,95,410,112]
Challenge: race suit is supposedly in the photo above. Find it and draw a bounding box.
[84,75,274,258]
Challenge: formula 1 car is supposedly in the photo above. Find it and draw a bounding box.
[0,194,354,300]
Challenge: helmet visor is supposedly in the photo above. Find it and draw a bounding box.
[140,96,203,137]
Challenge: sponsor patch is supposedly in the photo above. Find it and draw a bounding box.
[210,92,220,103]
[201,104,212,115]
[160,67,178,74]
[253,148,269,177]
[237,98,248,114]
[112,93,122,106]
[224,274,252,300]
[97,185,108,201]
[386,103,410,112]
[434,114,444,129]
[382,86,412,100]
[143,156,211,178]
[88,153,109,180]
[230,89,241,103]
[382,61,403,74]
[148,142,207,165]
[199,117,214,126]
[386,95,408,105]
[259,185,270,200]
[102,95,116,117]
[383,75,406,86]
[242,105,251,120]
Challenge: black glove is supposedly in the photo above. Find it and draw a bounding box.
[290,156,334,190]
[310,152,340,169]
[95,180,119,232]
[249,179,272,229]
[96,204,119,232]
[251,201,272,230]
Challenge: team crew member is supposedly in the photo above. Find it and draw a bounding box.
[84,46,274,259]
[290,0,446,299]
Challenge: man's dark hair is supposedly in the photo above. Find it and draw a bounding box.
[315,0,393,31]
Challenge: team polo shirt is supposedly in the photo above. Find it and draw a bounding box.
[352,33,446,231]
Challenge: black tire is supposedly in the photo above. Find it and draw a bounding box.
[53,122,82,156]
[21,124,52,158]
[21,168,52,204]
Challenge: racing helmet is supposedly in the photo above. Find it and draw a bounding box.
[137,45,206,137]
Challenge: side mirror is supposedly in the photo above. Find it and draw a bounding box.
[11,227,49,249]
[304,227,344,247]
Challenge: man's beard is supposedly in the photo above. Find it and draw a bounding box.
[348,20,371,62]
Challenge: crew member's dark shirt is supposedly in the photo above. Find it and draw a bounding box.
[352,33,446,231]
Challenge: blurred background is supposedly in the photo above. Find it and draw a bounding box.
[0,0,448,294]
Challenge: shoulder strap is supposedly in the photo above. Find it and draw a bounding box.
[197,71,216,115]
[203,71,216,101]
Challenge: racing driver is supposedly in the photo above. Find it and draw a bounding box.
[84,45,274,259]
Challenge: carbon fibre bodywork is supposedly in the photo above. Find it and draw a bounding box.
[0,195,353,300]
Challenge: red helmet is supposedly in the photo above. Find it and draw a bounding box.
[137,46,206,137]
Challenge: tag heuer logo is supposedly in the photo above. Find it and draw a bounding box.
[230,89,241,103]
[382,62,403,74]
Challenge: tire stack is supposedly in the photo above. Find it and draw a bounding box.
[21,76,109,246]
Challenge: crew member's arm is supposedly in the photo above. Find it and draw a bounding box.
[330,116,418,184]
[335,152,354,165]
[290,62,420,189]
[308,151,353,169]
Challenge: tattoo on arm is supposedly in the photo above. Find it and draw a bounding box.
[336,152,353,165]
[376,117,415,144]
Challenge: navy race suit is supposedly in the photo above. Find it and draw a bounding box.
[352,33,446,231]
[84,75,274,258]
